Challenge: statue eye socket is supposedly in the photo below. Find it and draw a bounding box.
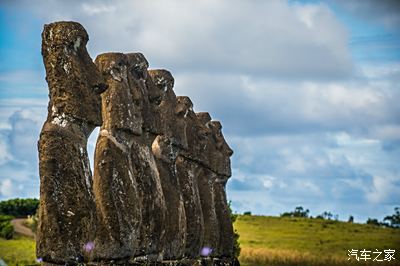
[93,83,108,94]
[150,96,162,105]
[199,131,209,140]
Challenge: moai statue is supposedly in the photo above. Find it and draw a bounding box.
[195,112,220,257]
[125,53,167,261]
[149,70,187,259]
[37,21,107,264]
[92,53,142,260]
[208,121,235,257]
[175,96,205,258]
[37,20,238,265]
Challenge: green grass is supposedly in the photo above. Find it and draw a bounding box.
[235,215,400,266]
[0,235,37,266]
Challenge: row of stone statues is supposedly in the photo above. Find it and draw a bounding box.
[37,21,237,265]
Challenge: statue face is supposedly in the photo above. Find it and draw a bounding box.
[126,53,149,80]
[148,69,175,134]
[209,121,233,177]
[95,53,142,135]
[42,22,107,127]
[211,122,233,157]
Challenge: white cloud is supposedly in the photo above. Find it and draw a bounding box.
[359,62,400,80]
[260,176,277,190]
[0,179,14,197]
[371,125,400,141]
[81,3,116,16]
[18,0,353,79]
[0,109,45,200]
[173,70,398,140]
[367,175,400,204]
[1,0,399,221]
[0,136,12,165]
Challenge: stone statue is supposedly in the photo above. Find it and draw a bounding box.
[37,21,107,264]
[92,53,142,260]
[37,21,238,265]
[149,70,187,260]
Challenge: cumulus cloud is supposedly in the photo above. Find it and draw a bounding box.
[226,127,399,220]
[7,111,42,162]
[0,0,399,221]
[6,0,353,79]
[175,70,399,141]
[0,179,14,197]
[367,175,400,204]
[0,104,46,199]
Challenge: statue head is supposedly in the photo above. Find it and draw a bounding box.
[209,121,233,177]
[42,21,107,127]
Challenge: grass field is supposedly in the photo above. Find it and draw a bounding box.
[235,215,400,266]
[0,235,37,266]
[0,216,399,265]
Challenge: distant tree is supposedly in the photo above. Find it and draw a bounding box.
[280,206,309,218]
[294,206,309,217]
[348,215,354,223]
[384,207,400,228]
[366,218,380,226]
[243,211,252,216]
[0,198,39,217]
[322,211,333,220]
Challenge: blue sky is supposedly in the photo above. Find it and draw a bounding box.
[0,0,399,222]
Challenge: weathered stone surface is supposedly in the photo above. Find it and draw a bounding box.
[206,122,233,177]
[197,167,219,255]
[176,102,229,258]
[95,53,142,135]
[148,70,177,139]
[214,176,234,257]
[127,55,167,260]
[41,22,106,126]
[208,121,234,257]
[176,155,204,258]
[149,70,187,259]
[152,135,187,259]
[92,53,142,259]
[37,21,106,264]
[129,139,167,260]
[38,21,237,265]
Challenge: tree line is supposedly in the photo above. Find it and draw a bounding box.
[240,206,400,228]
[0,198,39,240]
[277,206,400,228]
[0,198,39,217]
